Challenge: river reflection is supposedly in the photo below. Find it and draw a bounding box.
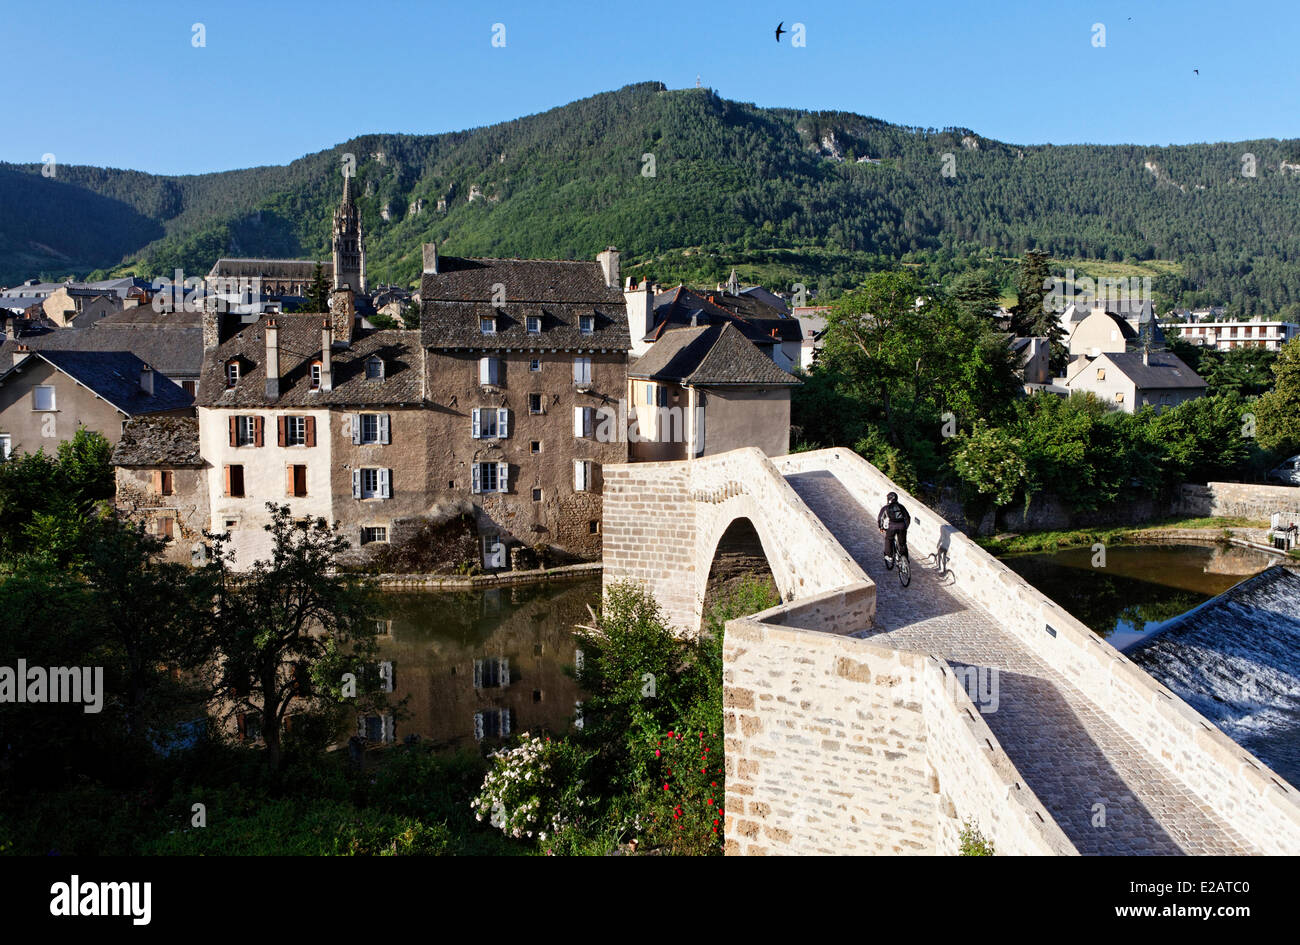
[1001,542,1276,648]
[357,578,600,751]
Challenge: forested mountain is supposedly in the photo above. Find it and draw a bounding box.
[5,81,1300,315]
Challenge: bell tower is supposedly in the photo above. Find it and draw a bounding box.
[332,173,366,294]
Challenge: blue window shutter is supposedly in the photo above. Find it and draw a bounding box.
[501,708,511,736]
[471,464,481,494]
[499,657,510,688]
[498,408,509,438]
[351,414,361,445]
[473,711,484,740]
[471,408,481,439]
[497,461,509,493]
[379,413,390,444]
[351,468,361,498]
[379,468,391,498]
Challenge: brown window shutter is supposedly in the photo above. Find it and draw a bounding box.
[151,469,161,493]
[277,415,287,447]
[223,465,232,497]
[254,416,264,447]
[286,465,294,496]
[228,416,237,447]
[305,416,316,447]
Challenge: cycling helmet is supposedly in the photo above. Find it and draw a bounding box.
[886,492,898,503]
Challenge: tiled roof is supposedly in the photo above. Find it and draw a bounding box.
[629,324,800,387]
[197,315,425,407]
[422,301,629,351]
[208,259,331,280]
[2,349,193,415]
[0,311,203,379]
[111,416,202,467]
[420,256,625,305]
[649,286,802,344]
[1102,351,1208,389]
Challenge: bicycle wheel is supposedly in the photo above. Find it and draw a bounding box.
[898,554,911,587]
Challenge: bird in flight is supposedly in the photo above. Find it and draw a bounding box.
[775,21,785,42]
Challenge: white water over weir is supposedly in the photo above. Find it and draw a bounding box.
[1126,566,1300,790]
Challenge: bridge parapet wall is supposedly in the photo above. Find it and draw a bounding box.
[783,448,1300,855]
[725,592,1074,855]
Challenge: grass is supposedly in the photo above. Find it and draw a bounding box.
[978,515,1268,556]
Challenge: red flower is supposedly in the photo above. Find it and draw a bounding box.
[707,799,714,805]
[710,782,717,787]
[667,730,674,738]
[663,783,669,791]
[654,749,661,757]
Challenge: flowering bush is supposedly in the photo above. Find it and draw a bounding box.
[470,735,584,842]
[642,728,725,855]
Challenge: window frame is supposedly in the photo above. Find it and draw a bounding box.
[360,525,388,545]
[579,315,595,335]
[526,315,542,334]
[32,385,55,411]
[225,360,240,388]
[573,357,593,385]
[529,358,542,373]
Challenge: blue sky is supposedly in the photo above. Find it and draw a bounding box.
[7,0,1299,175]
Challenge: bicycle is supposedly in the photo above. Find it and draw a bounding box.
[881,531,912,587]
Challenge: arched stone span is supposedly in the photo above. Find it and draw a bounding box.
[699,516,781,628]
[694,492,794,624]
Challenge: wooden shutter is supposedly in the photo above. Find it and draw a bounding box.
[471,408,481,438]
[351,469,361,498]
[474,711,484,740]
[305,417,316,447]
[478,357,490,385]
[277,416,287,447]
[573,459,585,492]
[286,465,294,496]
[573,406,584,438]
[378,414,390,444]
[253,416,264,447]
[224,465,232,497]
[471,464,481,494]
[351,413,361,445]
[378,468,391,498]
[497,408,509,438]
[151,469,162,493]
[228,416,237,447]
[497,462,508,494]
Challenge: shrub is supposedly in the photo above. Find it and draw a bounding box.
[958,820,995,856]
[471,735,587,843]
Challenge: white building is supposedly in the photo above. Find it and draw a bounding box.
[1172,318,1299,352]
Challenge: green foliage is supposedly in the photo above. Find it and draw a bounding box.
[471,735,587,841]
[1255,338,1300,456]
[952,421,1027,509]
[958,821,995,856]
[306,260,330,312]
[10,83,1300,314]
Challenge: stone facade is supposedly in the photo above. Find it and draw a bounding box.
[114,463,210,564]
[1177,481,1300,522]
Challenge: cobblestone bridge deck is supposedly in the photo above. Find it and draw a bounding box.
[786,470,1256,855]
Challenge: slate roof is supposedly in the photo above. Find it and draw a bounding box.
[197,315,425,407]
[421,256,625,305]
[649,286,802,345]
[1,349,193,415]
[421,256,629,351]
[208,259,332,281]
[1101,351,1208,389]
[0,310,203,379]
[629,324,800,387]
[111,416,203,467]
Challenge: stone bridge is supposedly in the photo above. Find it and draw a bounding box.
[602,447,1300,856]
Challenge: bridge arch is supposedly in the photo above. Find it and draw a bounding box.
[699,514,782,631]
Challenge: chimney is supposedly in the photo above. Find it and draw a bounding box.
[623,277,655,356]
[422,242,439,275]
[329,288,355,344]
[202,302,221,350]
[139,363,155,396]
[3,318,15,342]
[1142,347,1150,366]
[320,319,334,392]
[12,343,30,369]
[265,319,280,399]
[596,246,620,288]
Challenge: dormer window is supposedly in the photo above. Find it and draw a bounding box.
[310,362,323,390]
[480,317,496,335]
[580,315,595,335]
[365,356,384,380]
[226,360,240,387]
[527,315,542,334]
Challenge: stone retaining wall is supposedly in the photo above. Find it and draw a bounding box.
[1178,482,1300,521]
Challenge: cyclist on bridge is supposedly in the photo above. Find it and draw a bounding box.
[877,491,911,563]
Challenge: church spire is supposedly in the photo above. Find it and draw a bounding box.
[332,172,365,294]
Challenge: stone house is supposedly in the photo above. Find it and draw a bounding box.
[1064,349,1207,413]
[420,243,630,566]
[39,287,123,328]
[627,323,800,462]
[195,310,445,569]
[0,347,193,459]
[112,416,209,563]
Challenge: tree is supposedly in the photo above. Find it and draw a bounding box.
[1254,338,1300,456]
[209,505,383,770]
[1009,250,1052,338]
[307,261,330,313]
